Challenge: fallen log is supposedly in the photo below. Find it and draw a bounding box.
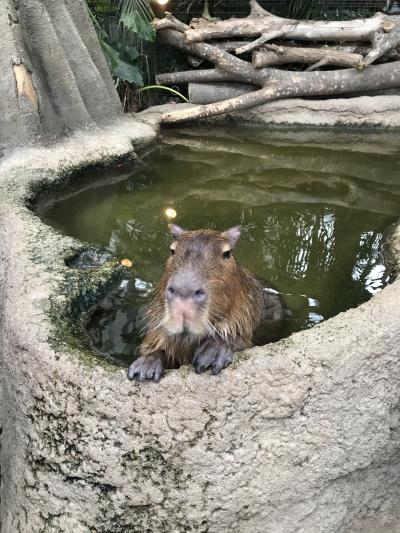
[153,5,400,124]
[186,1,397,43]
[183,0,400,66]
[160,60,400,123]
[189,82,257,104]
[187,81,400,105]
[156,69,239,85]
[157,28,270,86]
[253,44,364,69]
[187,41,253,67]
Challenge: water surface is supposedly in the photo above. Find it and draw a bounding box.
[36,127,400,364]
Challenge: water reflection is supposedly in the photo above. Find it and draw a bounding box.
[36,127,400,364]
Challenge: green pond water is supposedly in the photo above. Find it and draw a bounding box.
[36,126,400,364]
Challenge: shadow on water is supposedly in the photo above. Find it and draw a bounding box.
[35,126,400,364]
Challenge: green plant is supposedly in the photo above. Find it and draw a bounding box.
[86,0,154,86]
[138,85,189,102]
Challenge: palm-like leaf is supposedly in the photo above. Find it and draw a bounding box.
[118,0,153,24]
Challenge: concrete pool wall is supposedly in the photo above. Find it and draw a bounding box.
[1,112,400,532]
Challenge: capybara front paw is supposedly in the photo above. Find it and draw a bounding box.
[193,340,233,375]
[127,353,165,382]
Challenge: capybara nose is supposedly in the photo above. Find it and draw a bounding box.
[166,284,207,302]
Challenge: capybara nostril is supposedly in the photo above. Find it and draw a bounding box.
[193,288,206,302]
[166,285,175,299]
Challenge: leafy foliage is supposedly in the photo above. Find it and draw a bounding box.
[118,0,155,40]
[120,10,155,41]
[86,0,154,86]
[100,40,144,85]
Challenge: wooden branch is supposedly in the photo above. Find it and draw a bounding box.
[187,41,249,68]
[156,69,239,85]
[157,28,269,86]
[249,0,271,17]
[212,40,253,53]
[189,82,257,104]
[188,81,400,105]
[184,4,399,46]
[187,41,252,68]
[361,23,400,66]
[160,60,400,123]
[155,7,400,72]
[305,58,330,71]
[253,44,363,69]
[235,27,293,55]
[153,12,189,33]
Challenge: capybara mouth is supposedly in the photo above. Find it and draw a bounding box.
[163,315,208,337]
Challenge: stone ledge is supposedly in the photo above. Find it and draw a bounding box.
[1,115,400,532]
[141,94,400,128]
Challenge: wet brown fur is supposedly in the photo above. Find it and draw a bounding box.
[139,229,263,366]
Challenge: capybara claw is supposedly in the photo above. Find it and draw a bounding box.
[127,353,165,382]
[193,339,233,375]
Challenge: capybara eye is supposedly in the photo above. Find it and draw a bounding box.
[170,248,175,256]
[195,289,205,297]
[223,250,231,259]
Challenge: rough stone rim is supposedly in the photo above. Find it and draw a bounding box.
[1,114,399,380]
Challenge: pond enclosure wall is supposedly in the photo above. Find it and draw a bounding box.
[1,120,400,532]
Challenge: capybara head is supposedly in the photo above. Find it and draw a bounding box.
[160,224,242,336]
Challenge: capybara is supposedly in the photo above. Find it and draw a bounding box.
[127,225,283,381]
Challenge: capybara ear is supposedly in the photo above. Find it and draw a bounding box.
[223,225,241,248]
[170,224,186,239]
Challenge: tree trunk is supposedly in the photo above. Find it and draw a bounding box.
[0,0,122,150]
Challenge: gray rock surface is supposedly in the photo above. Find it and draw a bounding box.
[142,95,400,128]
[1,112,400,532]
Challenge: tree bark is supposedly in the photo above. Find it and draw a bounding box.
[189,82,257,104]
[160,60,400,123]
[253,44,364,69]
[1,0,122,149]
[186,81,400,105]
[157,28,270,87]
[362,20,400,66]
[187,41,253,67]
[156,69,243,85]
